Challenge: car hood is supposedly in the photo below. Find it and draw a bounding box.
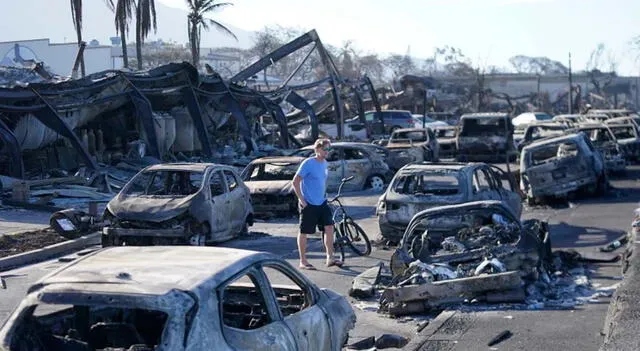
[246,180,294,195]
[107,193,198,222]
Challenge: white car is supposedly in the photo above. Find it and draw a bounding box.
[512,112,553,127]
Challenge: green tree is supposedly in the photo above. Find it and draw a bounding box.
[185,0,237,69]
[106,0,136,68]
[135,0,158,70]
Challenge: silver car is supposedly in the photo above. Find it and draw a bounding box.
[103,163,253,246]
[0,246,356,351]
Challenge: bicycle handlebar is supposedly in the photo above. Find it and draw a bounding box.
[330,176,354,203]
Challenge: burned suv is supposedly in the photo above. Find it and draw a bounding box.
[520,133,607,204]
[456,113,514,162]
[377,162,522,242]
[387,127,440,162]
[103,163,254,246]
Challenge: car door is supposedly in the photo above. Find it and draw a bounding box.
[326,149,344,190]
[216,268,297,351]
[260,263,332,351]
[488,165,523,218]
[222,169,246,234]
[207,170,231,239]
[471,167,500,202]
[342,147,372,190]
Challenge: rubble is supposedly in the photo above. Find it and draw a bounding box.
[349,262,384,299]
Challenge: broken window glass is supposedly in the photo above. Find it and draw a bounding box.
[209,171,226,196]
[220,272,272,331]
[124,170,203,196]
[528,141,579,166]
[610,126,636,139]
[343,148,366,160]
[13,303,168,351]
[262,265,312,317]
[459,118,509,137]
[392,172,461,196]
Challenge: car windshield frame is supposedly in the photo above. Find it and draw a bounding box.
[122,169,205,197]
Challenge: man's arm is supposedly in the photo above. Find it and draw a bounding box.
[293,175,307,208]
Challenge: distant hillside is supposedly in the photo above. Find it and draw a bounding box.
[0,0,253,48]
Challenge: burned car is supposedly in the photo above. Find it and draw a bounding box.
[433,126,457,159]
[516,122,568,152]
[567,124,626,173]
[241,156,302,216]
[103,163,253,246]
[456,113,514,162]
[377,162,523,242]
[552,114,585,127]
[0,246,356,351]
[290,142,391,191]
[385,201,550,314]
[387,127,440,162]
[605,117,640,161]
[520,133,607,204]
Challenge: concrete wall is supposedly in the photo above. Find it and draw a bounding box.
[0,38,117,76]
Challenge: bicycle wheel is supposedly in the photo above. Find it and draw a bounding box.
[340,218,372,256]
[321,228,346,263]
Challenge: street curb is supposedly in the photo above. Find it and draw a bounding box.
[0,232,100,272]
[406,310,458,350]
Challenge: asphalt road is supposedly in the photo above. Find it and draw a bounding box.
[1,166,639,350]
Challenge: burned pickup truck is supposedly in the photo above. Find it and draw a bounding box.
[0,246,356,351]
[103,163,254,246]
[377,162,522,242]
[383,201,550,315]
[433,126,457,159]
[520,133,607,204]
[456,113,514,162]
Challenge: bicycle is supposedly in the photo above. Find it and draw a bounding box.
[321,176,372,263]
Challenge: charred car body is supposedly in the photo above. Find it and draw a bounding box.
[386,201,551,311]
[241,156,302,216]
[290,142,391,191]
[0,246,356,351]
[516,122,568,152]
[103,163,253,246]
[387,127,440,162]
[605,117,640,161]
[377,162,523,242]
[456,113,514,162]
[433,126,457,159]
[567,124,626,173]
[520,133,607,204]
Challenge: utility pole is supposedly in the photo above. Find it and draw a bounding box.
[568,52,573,114]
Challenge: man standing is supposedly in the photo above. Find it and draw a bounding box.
[293,138,342,270]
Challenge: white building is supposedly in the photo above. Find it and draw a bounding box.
[0,38,119,77]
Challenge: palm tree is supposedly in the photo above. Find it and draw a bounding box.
[106,0,135,68]
[70,0,86,77]
[135,0,158,70]
[185,0,237,69]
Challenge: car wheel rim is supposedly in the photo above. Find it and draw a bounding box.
[370,176,384,190]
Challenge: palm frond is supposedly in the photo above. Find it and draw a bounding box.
[207,19,237,41]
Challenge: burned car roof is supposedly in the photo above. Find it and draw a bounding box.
[249,156,305,164]
[397,162,470,173]
[29,246,276,295]
[460,112,509,119]
[144,162,219,172]
[521,133,584,150]
[392,127,432,133]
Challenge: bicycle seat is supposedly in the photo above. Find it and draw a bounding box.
[342,176,354,183]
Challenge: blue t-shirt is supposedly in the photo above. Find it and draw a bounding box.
[295,157,328,205]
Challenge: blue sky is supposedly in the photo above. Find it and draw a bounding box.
[161,0,640,75]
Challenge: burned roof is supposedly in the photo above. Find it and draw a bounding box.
[521,133,584,150]
[397,162,472,174]
[30,247,276,295]
[460,112,509,119]
[144,163,220,172]
[249,156,306,164]
[392,127,432,133]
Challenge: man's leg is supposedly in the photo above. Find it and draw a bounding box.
[298,232,310,266]
[323,224,335,263]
